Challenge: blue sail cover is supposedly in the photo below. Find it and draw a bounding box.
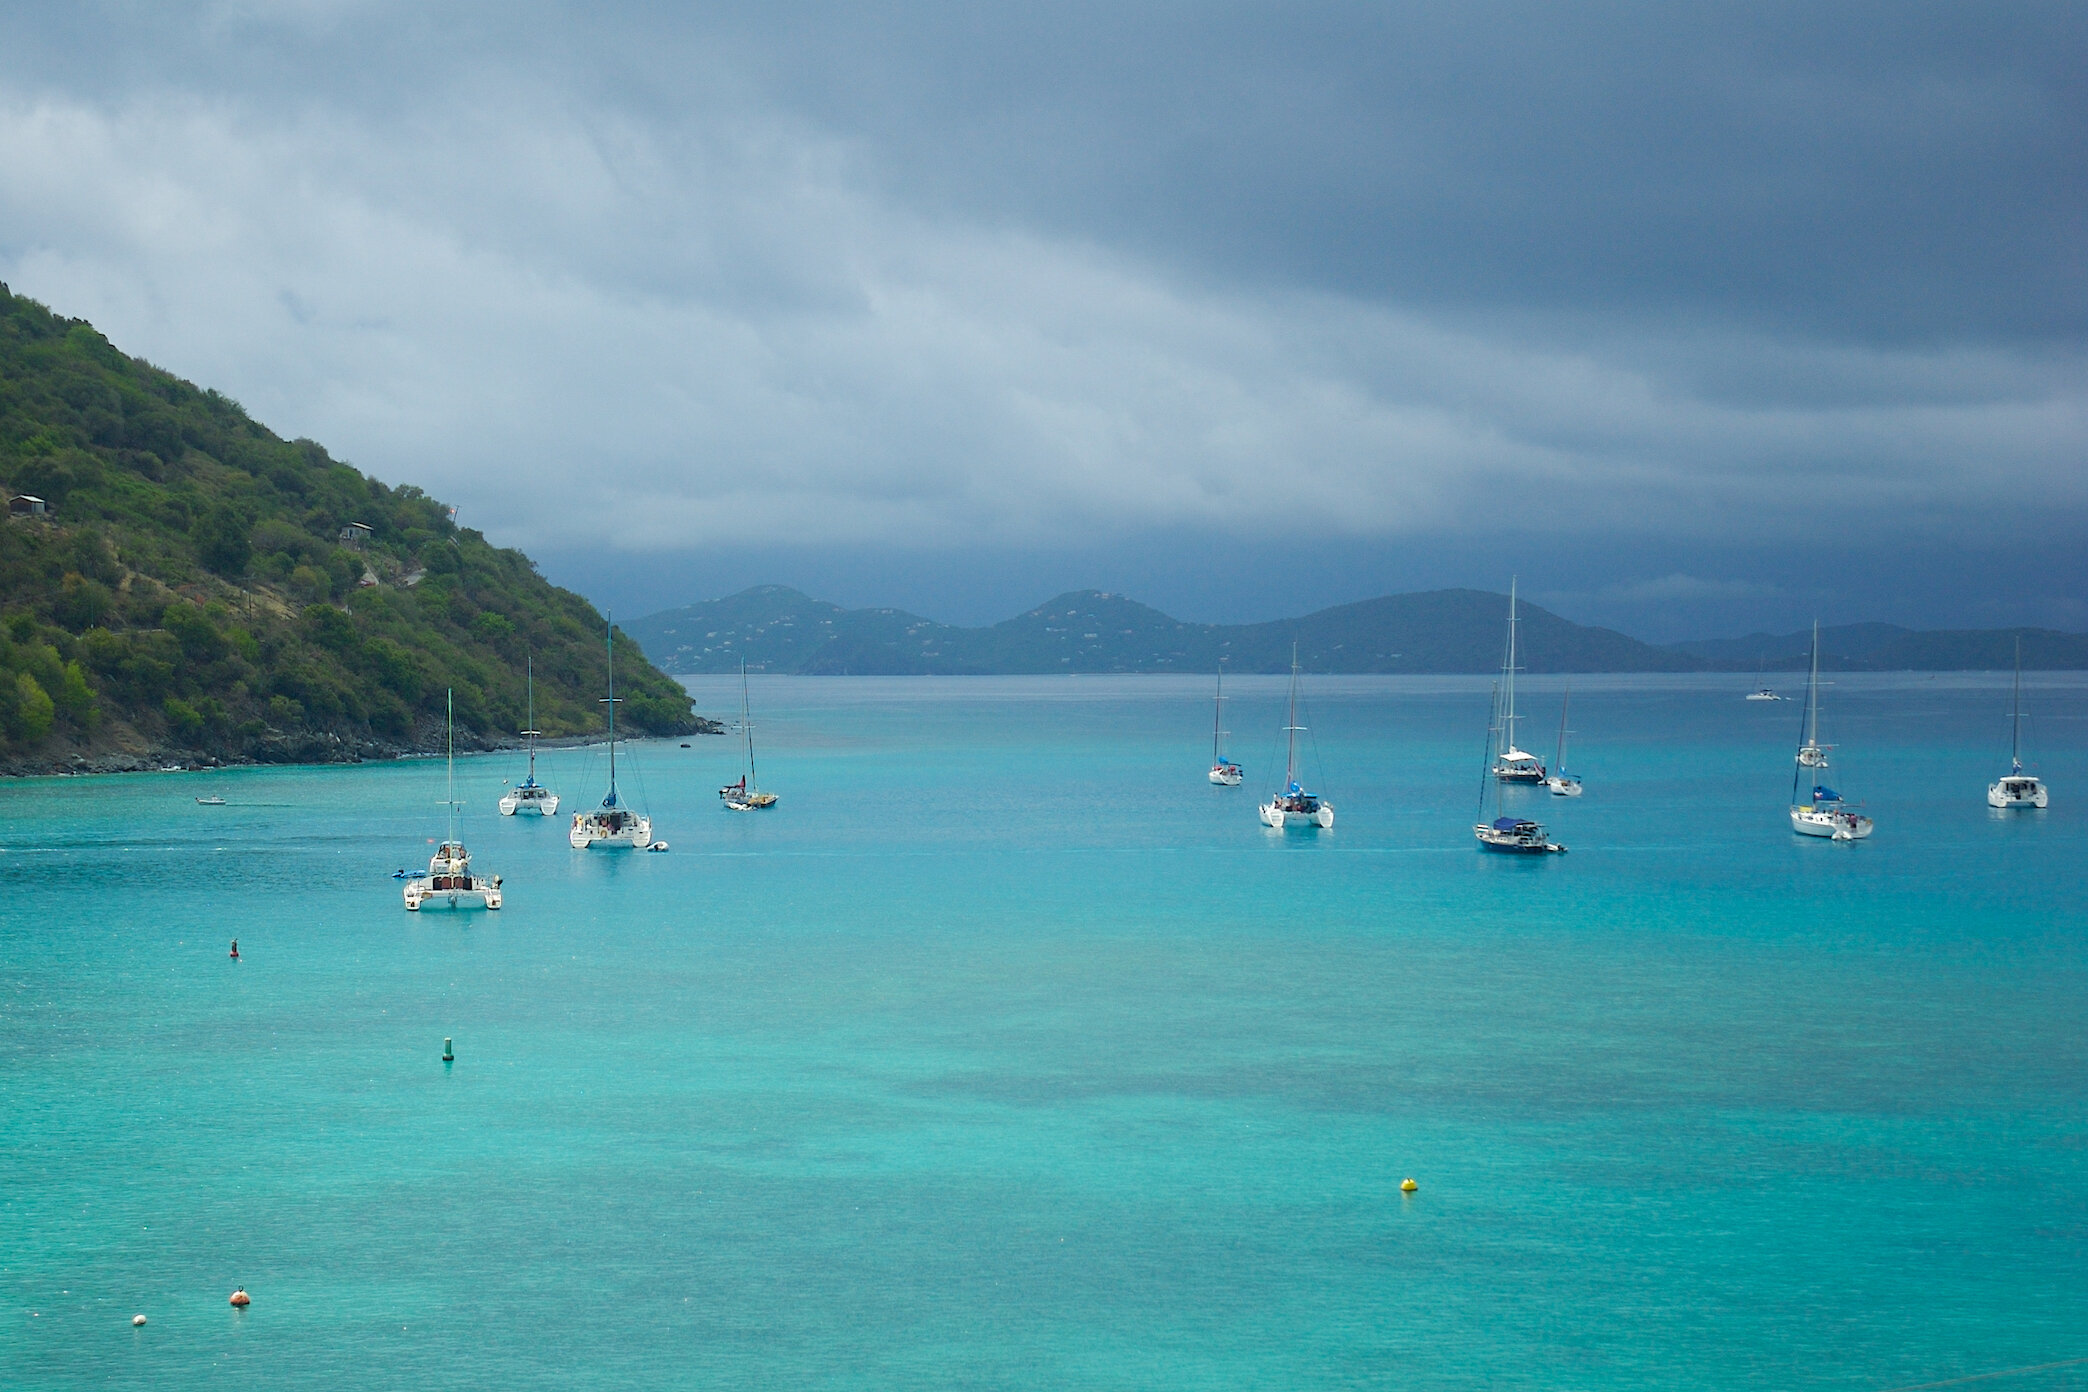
[1288,780,1302,794]
[1812,786,1839,803]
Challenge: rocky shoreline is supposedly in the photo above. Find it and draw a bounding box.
[0,716,724,779]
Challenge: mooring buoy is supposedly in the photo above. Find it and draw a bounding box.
[442,1037,454,1062]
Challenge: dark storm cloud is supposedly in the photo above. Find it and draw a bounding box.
[0,1,2081,630]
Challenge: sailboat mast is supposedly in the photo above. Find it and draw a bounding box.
[741,659,757,792]
[1213,667,1223,763]
[2012,635,2023,771]
[524,655,536,780]
[1555,687,1570,772]
[446,687,456,843]
[1501,579,1520,758]
[1806,621,1821,751]
[1284,644,1301,785]
[605,613,618,803]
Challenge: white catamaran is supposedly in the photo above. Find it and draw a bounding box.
[570,615,659,850]
[1258,645,1333,829]
[1789,621,1872,840]
[1988,637,2048,809]
[1475,679,1566,853]
[499,656,559,816]
[404,689,504,910]
[719,659,778,810]
[1208,665,1242,786]
[1545,687,1582,797]
[1490,580,1547,783]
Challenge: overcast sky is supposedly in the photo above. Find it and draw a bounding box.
[2,1,2082,638]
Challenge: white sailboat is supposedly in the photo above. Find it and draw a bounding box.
[570,614,659,850]
[1988,637,2048,809]
[1789,621,1871,840]
[1208,665,1242,786]
[404,689,504,910]
[1258,645,1333,829]
[719,660,778,810]
[1545,687,1582,796]
[1475,680,1566,852]
[1490,580,1547,783]
[499,656,560,816]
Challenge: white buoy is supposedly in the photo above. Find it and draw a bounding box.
[132,1314,147,1326]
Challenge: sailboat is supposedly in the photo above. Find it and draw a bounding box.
[1475,680,1566,852]
[404,689,504,909]
[1490,580,1547,782]
[569,614,659,849]
[1746,656,1784,700]
[719,660,778,810]
[1988,637,2048,809]
[499,656,560,816]
[1545,687,1582,796]
[1789,621,1871,840]
[1258,645,1334,829]
[1208,666,1242,786]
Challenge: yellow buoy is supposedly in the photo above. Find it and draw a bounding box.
[1401,1177,1418,1193]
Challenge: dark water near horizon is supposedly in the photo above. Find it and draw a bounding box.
[3,673,2085,1390]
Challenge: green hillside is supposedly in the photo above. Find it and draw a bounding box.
[625,586,1698,674]
[0,285,704,772]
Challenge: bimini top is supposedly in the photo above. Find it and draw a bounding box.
[1811,786,1841,803]
[1492,817,1535,832]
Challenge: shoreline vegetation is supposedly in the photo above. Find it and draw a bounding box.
[0,286,714,778]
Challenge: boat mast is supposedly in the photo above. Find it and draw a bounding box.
[2011,635,2023,773]
[1502,578,1521,759]
[1555,686,1570,773]
[741,659,758,793]
[523,655,538,783]
[1212,665,1225,764]
[445,687,457,844]
[1793,621,1820,805]
[602,613,623,807]
[1283,643,1303,787]
[1480,679,1502,820]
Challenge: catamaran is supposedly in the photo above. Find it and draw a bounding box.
[570,614,658,849]
[1474,680,1566,852]
[1490,580,1547,782]
[499,656,560,816]
[405,689,504,910]
[1545,687,1582,797]
[1208,666,1242,786]
[1789,621,1871,840]
[719,659,778,811]
[1988,637,2048,809]
[1258,645,1333,829]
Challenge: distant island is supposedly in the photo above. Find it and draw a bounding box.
[628,586,2088,675]
[0,286,708,776]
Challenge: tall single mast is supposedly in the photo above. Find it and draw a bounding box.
[2011,635,2023,772]
[601,613,623,806]
[1212,665,1226,764]
[1501,578,1521,759]
[741,659,758,793]
[445,687,457,842]
[523,655,539,782]
[1283,643,1304,786]
[1806,621,1821,750]
[1554,686,1571,772]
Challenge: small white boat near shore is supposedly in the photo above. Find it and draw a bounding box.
[571,614,658,849]
[1989,638,2048,809]
[1789,622,1871,841]
[404,690,504,909]
[500,658,559,817]
[1259,646,1333,829]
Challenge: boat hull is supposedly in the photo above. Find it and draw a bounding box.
[1988,778,2048,809]
[499,789,560,816]
[1790,806,1872,840]
[404,882,502,910]
[1260,802,1334,829]
[1546,776,1582,797]
[1475,823,1565,853]
[1209,764,1243,786]
[570,812,654,849]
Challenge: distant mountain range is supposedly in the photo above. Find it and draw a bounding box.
[625,587,2088,675]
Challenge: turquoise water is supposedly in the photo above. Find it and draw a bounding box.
[3,673,2085,1390]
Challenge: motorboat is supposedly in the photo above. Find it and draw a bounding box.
[571,613,659,849]
[1789,622,1871,840]
[195,795,226,806]
[1258,645,1334,829]
[1489,580,1547,782]
[499,657,559,816]
[1208,666,1243,786]
[1989,638,2048,809]
[720,660,779,811]
[1475,815,1567,853]
[1746,688,1784,701]
[404,690,504,909]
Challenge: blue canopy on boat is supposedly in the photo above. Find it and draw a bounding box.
[1493,816,1524,831]
[1288,780,1302,794]
[1812,786,1840,802]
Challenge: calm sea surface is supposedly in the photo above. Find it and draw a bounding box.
[3,673,2085,1390]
